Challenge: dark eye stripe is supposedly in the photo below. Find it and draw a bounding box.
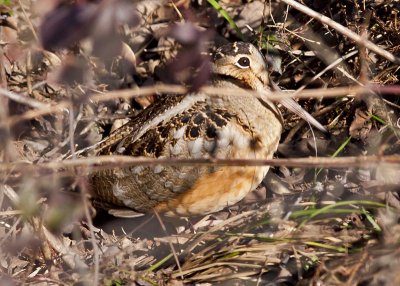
[237,57,250,68]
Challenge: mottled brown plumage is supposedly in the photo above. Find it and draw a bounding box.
[90,42,284,216]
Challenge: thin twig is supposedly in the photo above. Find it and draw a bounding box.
[68,91,77,159]
[79,178,100,285]
[17,0,39,41]
[182,210,256,256]
[0,216,21,247]
[42,226,89,270]
[280,0,400,64]
[284,98,348,143]
[2,83,400,129]
[0,84,371,128]
[0,87,49,109]
[1,155,400,179]
[296,50,360,93]
[0,210,23,216]
[154,210,183,279]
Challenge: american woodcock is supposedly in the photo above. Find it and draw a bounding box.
[90,42,324,216]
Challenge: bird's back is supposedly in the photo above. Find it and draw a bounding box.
[90,87,282,216]
[90,41,283,216]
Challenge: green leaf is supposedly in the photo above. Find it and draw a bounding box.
[207,0,245,40]
[0,0,11,5]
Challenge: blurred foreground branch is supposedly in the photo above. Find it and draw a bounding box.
[4,84,400,128]
[1,155,400,181]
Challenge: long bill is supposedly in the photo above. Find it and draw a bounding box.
[269,81,328,134]
[279,97,327,133]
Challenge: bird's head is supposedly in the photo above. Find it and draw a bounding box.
[211,42,270,91]
[211,42,328,133]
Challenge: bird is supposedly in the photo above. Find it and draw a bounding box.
[90,41,324,217]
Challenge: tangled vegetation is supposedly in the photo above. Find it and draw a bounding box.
[1,0,400,285]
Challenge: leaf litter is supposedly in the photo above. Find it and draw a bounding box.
[0,0,400,285]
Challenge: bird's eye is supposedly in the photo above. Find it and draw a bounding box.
[236,57,250,68]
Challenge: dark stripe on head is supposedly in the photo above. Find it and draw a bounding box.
[214,42,252,61]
